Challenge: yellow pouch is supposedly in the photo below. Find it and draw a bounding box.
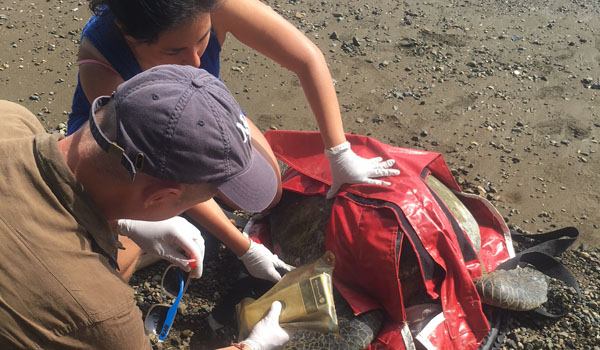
[236,251,338,339]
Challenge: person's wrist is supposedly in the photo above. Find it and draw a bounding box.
[236,236,253,258]
[324,141,350,156]
[239,339,260,350]
[116,219,132,236]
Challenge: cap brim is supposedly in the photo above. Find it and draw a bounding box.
[217,148,278,213]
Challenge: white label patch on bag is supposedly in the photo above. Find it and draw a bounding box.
[401,323,417,350]
[416,312,446,350]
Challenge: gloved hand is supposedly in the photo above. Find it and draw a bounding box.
[325,141,400,199]
[241,301,291,350]
[117,217,204,278]
[239,240,291,283]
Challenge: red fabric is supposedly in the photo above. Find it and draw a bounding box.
[245,217,273,251]
[327,198,404,318]
[456,194,512,274]
[264,131,511,349]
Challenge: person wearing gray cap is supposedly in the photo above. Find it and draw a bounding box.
[67,0,401,286]
[0,65,289,350]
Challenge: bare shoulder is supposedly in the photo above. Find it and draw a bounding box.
[77,37,123,103]
[78,36,109,63]
[211,0,291,44]
[211,0,278,34]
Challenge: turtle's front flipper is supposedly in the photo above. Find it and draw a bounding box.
[282,294,384,350]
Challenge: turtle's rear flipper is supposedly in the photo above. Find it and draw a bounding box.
[474,267,548,311]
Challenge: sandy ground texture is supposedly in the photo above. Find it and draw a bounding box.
[2,0,599,246]
[1,0,599,349]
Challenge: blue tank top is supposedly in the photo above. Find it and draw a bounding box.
[67,10,222,135]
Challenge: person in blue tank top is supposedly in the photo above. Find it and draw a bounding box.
[69,0,400,283]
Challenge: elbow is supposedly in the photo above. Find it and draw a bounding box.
[287,40,327,77]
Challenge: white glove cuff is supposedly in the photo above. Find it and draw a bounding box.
[238,239,255,261]
[240,339,261,350]
[324,141,350,156]
[116,219,131,236]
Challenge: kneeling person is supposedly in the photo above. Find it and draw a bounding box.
[0,65,289,350]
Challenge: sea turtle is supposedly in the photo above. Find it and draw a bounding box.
[267,175,549,350]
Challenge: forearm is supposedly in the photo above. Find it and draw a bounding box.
[293,48,347,148]
[184,199,251,257]
[213,0,346,148]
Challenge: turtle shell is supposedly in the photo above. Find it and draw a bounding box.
[426,175,481,254]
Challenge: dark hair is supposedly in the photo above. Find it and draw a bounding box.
[89,0,220,43]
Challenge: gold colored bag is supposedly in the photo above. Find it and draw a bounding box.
[236,252,339,339]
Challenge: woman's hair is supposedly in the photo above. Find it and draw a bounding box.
[89,0,220,43]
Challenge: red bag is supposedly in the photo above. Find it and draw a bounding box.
[264,131,513,349]
[263,131,576,349]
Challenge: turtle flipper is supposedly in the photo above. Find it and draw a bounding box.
[474,267,548,311]
[283,296,384,350]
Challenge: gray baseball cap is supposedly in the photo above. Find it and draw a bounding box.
[89,65,277,213]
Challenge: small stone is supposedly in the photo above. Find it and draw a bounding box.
[476,186,487,196]
[177,302,187,313]
[582,77,594,85]
[372,116,384,124]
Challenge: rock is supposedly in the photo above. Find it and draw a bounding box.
[582,77,594,85]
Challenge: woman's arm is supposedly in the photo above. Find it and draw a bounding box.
[185,199,290,282]
[184,198,251,257]
[211,0,346,149]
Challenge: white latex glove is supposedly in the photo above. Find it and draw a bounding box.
[239,240,291,283]
[241,301,291,350]
[117,217,204,278]
[325,141,401,199]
